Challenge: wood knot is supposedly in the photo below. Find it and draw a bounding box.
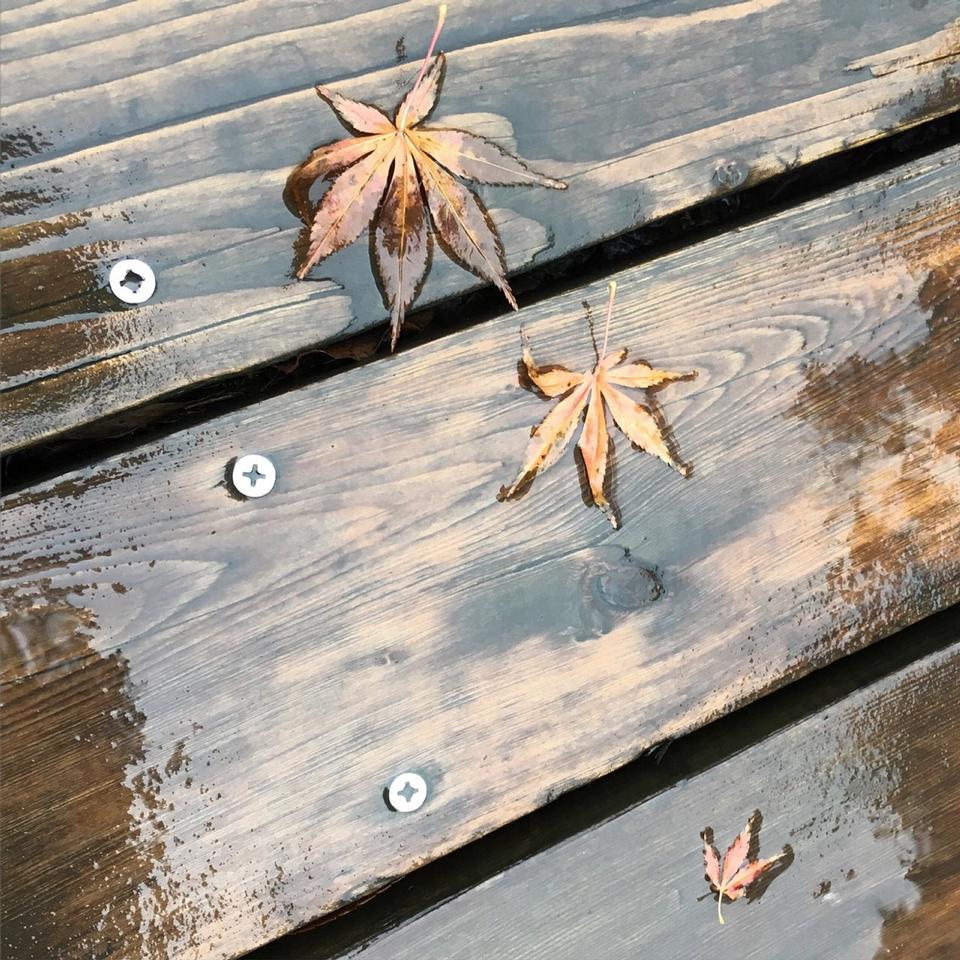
[592,561,662,611]
[588,551,662,612]
[570,548,663,640]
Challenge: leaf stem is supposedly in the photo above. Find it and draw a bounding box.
[397,4,447,129]
[601,280,616,359]
[718,887,725,924]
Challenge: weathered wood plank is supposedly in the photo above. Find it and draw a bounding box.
[3,1,958,449]
[2,146,958,960]
[1,0,243,56]
[0,0,623,100]
[264,619,960,960]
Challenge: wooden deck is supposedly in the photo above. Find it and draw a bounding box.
[1,2,958,959]
[2,1,958,449]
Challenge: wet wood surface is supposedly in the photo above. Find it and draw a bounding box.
[256,614,960,960]
[2,143,957,960]
[3,0,959,450]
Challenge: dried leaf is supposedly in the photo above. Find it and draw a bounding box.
[414,128,566,187]
[701,817,786,924]
[373,143,432,326]
[416,149,518,310]
[498,282,694,527]
[283,138,382,223]
[290,4,567,348]
[302,138,396,267]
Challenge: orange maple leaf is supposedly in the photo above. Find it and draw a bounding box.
[702,817,786,924]
[498,281,694,527]
[286,5,566,348]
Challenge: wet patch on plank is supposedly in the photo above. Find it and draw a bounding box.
[791,250,960,641]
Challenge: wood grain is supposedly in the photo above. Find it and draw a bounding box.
[3,0,959,449]
[2,145,958,960]
[263,623,960,960]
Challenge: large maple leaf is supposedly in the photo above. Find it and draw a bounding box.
[287,5,567,348]
[702,816,787,924]
[498,281,693,528]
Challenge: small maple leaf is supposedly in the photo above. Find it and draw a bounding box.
[287,4,567,348]
[702,816,787,924]
[498,281,694,527]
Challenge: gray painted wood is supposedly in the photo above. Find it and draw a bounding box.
[274,627,960,960]
[3,1,958,449]
[1,145,957,960]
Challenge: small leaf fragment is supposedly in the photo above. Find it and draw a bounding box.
[314,85,394,135]
[396,53,446,128]
[297,138,395,277]
[415,128,567,188]
[416,149,518,309]
[702,815,787,924]
[283,137,384,221]
[577,384,616,527]
[605,360,688,389]
[720,821,752,888]
[499,379,592,500]
[702,831,722,889]
[724,855,784,899]
[601,383,688,477]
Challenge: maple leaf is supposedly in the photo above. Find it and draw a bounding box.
[286,5,567,349]
[498,281,694,528]
[702,816,786,924]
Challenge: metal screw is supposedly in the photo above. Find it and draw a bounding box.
[231,454,276,498]
[109,258,156,304]
[713,158,749,190]
[386,772,427,813]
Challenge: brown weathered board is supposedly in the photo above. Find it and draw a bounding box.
[258,618,960,960]
[1,144,958,960]
[3,1,959,450]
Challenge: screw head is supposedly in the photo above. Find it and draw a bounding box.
[713,157,749,190]
[109,258,156,304]
[386,772,427,813]
[232,454,276,498]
